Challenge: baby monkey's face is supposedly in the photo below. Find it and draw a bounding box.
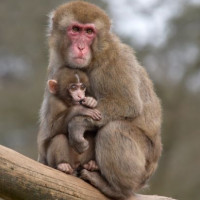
[68,83,86,104]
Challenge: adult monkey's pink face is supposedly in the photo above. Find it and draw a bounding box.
[48,1,111,69]
[67,23,96,68]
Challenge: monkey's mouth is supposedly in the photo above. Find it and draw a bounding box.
[73,99,84,105]
[74,57,85,61]
[80,99,84,105]
[73,101,81,105]
[73,57,85,64]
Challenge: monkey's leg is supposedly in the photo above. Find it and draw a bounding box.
[37,129,48,165]
[80,169,126,199]
[37,153,47,165]
[68,132,89,154]
[68,118,91,154]
[95,120,152,199]
[46,134,74,174]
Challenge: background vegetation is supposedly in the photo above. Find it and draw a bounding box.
[0,0,199,199]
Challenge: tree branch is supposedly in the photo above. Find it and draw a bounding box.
[0,145,175,200]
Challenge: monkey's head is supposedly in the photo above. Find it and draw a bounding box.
[48,68,89,105]
[48,1,111,69]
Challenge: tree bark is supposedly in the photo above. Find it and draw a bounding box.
[0,145,175,200]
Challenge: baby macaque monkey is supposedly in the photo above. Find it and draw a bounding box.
[48,67,101,154]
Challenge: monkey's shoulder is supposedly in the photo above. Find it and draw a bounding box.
[48,95,68,114]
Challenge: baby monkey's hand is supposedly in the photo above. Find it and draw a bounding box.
[82,97,98,108]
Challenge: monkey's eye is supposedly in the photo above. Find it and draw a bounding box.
[80,84,86,90]
[70,84,78,91]
[72,26,81,32]
[86,28,94,34]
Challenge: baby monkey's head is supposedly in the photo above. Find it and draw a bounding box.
[48,67,89,105]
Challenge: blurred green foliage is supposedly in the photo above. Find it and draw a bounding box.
[0,1,199,199]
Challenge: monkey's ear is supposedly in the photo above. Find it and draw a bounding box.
[48,79,57,94]
[47,10,55,36]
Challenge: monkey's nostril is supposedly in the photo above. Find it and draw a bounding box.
[78,47,84,51]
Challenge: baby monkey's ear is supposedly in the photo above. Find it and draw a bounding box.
[48,79,58,94]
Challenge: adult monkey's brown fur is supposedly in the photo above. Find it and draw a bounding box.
[39,1,162,199]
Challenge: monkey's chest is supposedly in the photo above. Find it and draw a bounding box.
[89,75,109,99]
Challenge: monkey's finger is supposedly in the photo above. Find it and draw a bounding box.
[83,163,90,170]
[63,165,68,171]
[89,98,95,104]
[89,160,98,171]
[93,101,98,107]
[86,110,101,120]
[93,110,102,119]
[95,114,102,120]
[67,165,74,174]
[83,164,88,169]
[84,97,92,102]
[92,111,102,120]
[91,113,100,120]
[93,114,101,121]
[89,100,97,108]
[95,113,102,119]
[90,162,95,171]
[66,165,74,174]
[81,98,88,104]
[89,161,95,170]
[84,98,97,108]
[85,110,98,120]
[92,161,97,169]
[82,99,91,107]
[64,164,69,171]
[87,164,92,171]
[81,101,87,106]
[93,110,101,116]
[58,163,74,174]
[87,98,95,106]
[94,163,99,170]
[87,102,94,108]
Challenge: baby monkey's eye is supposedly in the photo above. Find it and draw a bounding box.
[80,84,86,90]
[70,84,78,91]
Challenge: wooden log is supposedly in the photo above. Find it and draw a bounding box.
[0,145,176,200]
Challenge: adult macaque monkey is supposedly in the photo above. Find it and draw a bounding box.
[40,1,162,199]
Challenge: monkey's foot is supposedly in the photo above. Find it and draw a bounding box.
[72,139,89,154]
[80,169,104,190]
[57,163,74,174]
[83,160,99,171]
[81,169,125,199]
[80,169,98,186]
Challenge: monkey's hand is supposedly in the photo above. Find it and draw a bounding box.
[82,97,98,108]
[83,160,99,171]
[81,107,102,121]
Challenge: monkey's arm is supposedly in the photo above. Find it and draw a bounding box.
[99,96,142,122]
[43,96,70,137]
[85,61,144,128]
[54,106,84,131]
[68,90,143,131]
[68,82,143,131]
[51,103,101,136]
[92,79,143,127]
[49,108,74,137]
